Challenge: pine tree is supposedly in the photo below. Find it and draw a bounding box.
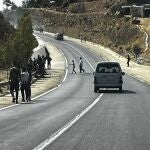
[12,12,38,66]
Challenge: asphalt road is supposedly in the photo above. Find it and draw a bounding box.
[0,33,150,150]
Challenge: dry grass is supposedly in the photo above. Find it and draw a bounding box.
[0,70,9,81]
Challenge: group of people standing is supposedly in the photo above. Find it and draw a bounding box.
[9,47,52,104]
[70,57,85,74]
[31,47,52,78]
[33,54,51,78]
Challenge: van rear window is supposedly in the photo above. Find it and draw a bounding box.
[96,63,120,73]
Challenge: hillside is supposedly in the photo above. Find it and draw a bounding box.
[30,0,147,61]
[4,0,149,64]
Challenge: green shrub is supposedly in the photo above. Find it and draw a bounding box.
[68,3,85,13]
[68,3,79,13]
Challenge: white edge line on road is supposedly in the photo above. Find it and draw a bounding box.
[33,93,103,150]
[0,46,68,111]
[0,104,20,111]
[60,49,68,83]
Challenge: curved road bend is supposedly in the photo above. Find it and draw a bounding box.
[0,33,149,150]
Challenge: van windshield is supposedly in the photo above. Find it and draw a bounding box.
[96,63,120,73]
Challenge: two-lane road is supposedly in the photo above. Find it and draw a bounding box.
[0,33,149,150]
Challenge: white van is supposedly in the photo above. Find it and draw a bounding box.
[94,62,125,93]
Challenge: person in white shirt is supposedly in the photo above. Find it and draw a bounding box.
[20,67,29,102]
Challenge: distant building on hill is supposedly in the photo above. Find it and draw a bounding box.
[121,4,150,18]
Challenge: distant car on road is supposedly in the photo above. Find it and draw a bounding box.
[54,33,64,40]
[94,62,125,93]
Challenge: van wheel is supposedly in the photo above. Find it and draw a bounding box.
[94,86,98,93]
[119,86,122,93]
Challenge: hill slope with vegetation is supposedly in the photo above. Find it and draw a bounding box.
[29,0,148,62]
[3,0,150,64]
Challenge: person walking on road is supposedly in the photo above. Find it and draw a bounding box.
[70,60,76,74]
[20,67,30,102]
[9,62,20,104]
[79,57,85,73]
[127,54,131,67]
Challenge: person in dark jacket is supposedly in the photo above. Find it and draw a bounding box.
[27,60,32,101]
[9,62,20,103]
[79,57,85,73]
[127,54,131,67]
[47,55,52,70]
[70,60,76,74]
[45,46,52,70]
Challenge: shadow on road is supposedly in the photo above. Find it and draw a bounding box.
[97,89,136,94]
[122,90,136,94]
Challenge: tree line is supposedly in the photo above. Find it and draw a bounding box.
[21,0,87,9]
[126,0,150,4]
[3,0,17,10]
[0,11,38,69]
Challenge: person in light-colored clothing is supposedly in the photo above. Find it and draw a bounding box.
[20,67,30,102]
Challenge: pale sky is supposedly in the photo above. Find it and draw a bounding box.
[0,0,23,11]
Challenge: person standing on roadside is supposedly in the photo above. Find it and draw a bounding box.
[79,57,85,73]
[127,54,131,67]
[27,60,32,101]
[20,67,30,102]
[9,61,20,104]
[45,46,52,70]
[47,55,52,70]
